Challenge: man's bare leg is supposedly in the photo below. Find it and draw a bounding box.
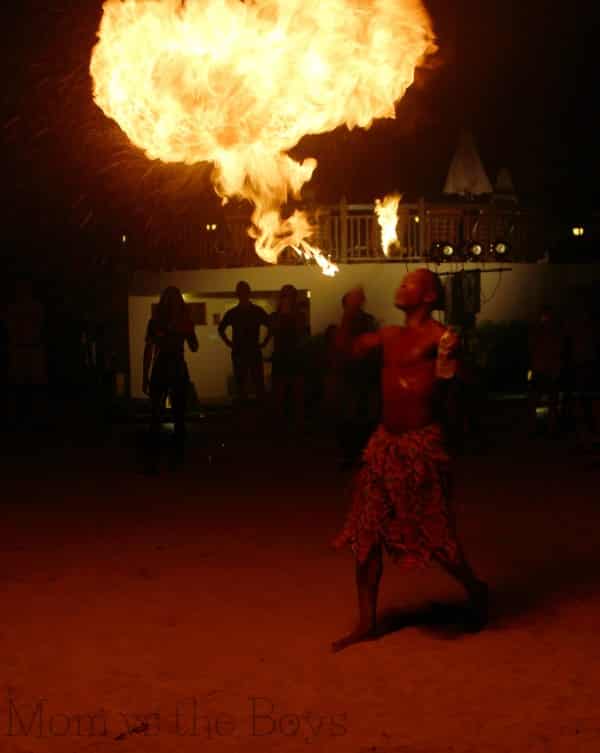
[433,547,488,630]
[332,544,383,653]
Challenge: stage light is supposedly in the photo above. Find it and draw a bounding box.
[429,241,456,263]
[491,240,509,258]
[464,241,484,260]
[572,226,585,237]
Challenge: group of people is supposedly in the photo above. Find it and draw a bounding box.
[216,281,309,423]
[142,280,385,468]
[142,281,312,471]
[143,269,489,650]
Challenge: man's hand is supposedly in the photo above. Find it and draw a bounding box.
[436,327,460,380]
[439,327,460,356]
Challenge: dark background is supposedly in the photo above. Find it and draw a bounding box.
[2,0,597,273]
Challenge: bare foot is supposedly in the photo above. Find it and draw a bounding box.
[331,626,378,653]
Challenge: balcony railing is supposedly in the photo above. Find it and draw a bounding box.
[170,199,547,268]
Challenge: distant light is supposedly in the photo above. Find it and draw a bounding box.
[212,224,217,230]
[572,226,585,237]
[307,290,312,299]
[122,234,127,243]
[413,215,420,223]
[491,241,509,257]
[429,241,455,262]
[465,241,484,260]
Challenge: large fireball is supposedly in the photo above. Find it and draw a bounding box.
[90,0,436,270]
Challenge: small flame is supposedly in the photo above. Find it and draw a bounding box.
[374,193,401,256]
[90,0,436,273]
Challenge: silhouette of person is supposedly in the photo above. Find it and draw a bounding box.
[218,281,271,403]
[303,323,338,423]
[527,306,564,436]
[335,290,380,468]
[269,284,309,427]
[143,287,198,473]
[330,269,488,652]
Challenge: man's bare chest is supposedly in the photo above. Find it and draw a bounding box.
[383,328,439,369]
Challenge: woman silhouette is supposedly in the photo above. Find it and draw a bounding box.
[143,287,198,472]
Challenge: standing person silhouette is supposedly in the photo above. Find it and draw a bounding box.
[218,281,271,404]
[330,269,488,652]
[143,287,198,473]
[269,284,309,428]
[335,291,380,468]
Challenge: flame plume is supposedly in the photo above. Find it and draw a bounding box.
[90,0,436,272]
[374,193,401,256]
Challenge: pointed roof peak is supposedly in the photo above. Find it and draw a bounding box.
[443,129,493,197]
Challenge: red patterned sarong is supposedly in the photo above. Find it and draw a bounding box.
[333,423,459,568]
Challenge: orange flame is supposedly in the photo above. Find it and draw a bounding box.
[374,193,401,256]
[90,0,436,272]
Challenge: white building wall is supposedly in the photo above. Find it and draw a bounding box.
[128,263,600,399]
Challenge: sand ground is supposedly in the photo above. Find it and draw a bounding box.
[1,404,600,753]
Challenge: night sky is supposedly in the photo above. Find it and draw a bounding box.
[2,0,597,269]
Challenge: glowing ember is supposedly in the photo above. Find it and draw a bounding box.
[90,0,436,271]
[375,193,401,256]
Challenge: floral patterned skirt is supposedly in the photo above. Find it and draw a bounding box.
[333,423,460,568]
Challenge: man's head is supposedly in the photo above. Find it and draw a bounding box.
[342,291,365,311]
[278,284,298,312]
[236,280,251,305]
[394,268,443,312]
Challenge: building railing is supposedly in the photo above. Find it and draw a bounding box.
[170,198,547,268]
